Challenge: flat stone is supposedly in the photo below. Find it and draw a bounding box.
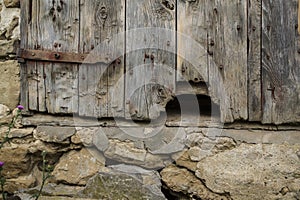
[3,0,20,8]
[52,148,105,185]
[161,165,230,200]
[0,61,20,109]
[77,164,166,200]
[104,139,167,169]
[196,143,300,200]
[144,127,186,154]
[5,175,36,194]
[34,126,76,143]
[173,150,198,172]
[0,127,34,140]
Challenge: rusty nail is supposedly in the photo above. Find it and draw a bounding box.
[252,26,256,31]
[54,53,60,59]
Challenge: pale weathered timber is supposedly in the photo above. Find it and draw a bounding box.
[177,0,208,83]
[262,0,300,124]
[79,0,125,118]
[32,0,79,113]
[20,0,30,112]
[248,0,262,121]
[207,0,248,122]
[125,0,176,120]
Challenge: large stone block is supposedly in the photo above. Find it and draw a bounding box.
[33,126,76,143]
[196,143,300,200]
[52,148,105,185]
[0,60,20,109]
[77,164,166,200]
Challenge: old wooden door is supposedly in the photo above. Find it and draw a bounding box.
[19,0,300,124]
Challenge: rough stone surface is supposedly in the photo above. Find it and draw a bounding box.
[52,148,105,185]
[0,1,20,40]
[5,174,36,194]
[0,61,20,109]
[196,143,300,200]
[0,127,33,140]
[77,164,166,200]
[0,144,31,179]
[3,0,20,8]
[34,126,76,143]
[104,139,168,169]
[0,104,9,117]
[161,165,231,200]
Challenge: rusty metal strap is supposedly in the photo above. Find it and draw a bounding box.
[17,48,111,64]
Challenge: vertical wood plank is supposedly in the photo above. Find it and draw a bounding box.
[79,0,125,118]
[207,0,248,122]
[126,0,176,120]
[248,0,262,121]
[20,0,30,111]
[34,0,80,114]
[177,0,208,83]
[262,0,300,124]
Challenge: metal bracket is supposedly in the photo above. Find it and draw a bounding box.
[17,48,111,64]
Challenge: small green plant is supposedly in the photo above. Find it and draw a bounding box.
[31,151,53,200]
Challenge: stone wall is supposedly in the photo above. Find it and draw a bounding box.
[0,1,299,200]
[0,0,20,110]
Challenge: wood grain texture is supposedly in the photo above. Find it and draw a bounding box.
[207,0,248,122]
[20,0,30,112]
[177,0,208,83]
[26,0,80,113]
[79,0,125,118]
[125,0,176,120]
[262,0,300,124]
[248,0,262,121]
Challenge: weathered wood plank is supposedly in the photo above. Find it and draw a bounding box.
[20,0,30,111]
[34,0,80,114]
[177,0,208,83]
[262,0,300,124]
[207,0,248,122]
[79,0,125,118]
[248,0,262,121]
[126,0,176,120]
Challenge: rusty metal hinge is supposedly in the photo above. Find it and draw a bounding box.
[17,48,111,64]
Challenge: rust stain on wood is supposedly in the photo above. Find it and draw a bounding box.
[18,48,110,64]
